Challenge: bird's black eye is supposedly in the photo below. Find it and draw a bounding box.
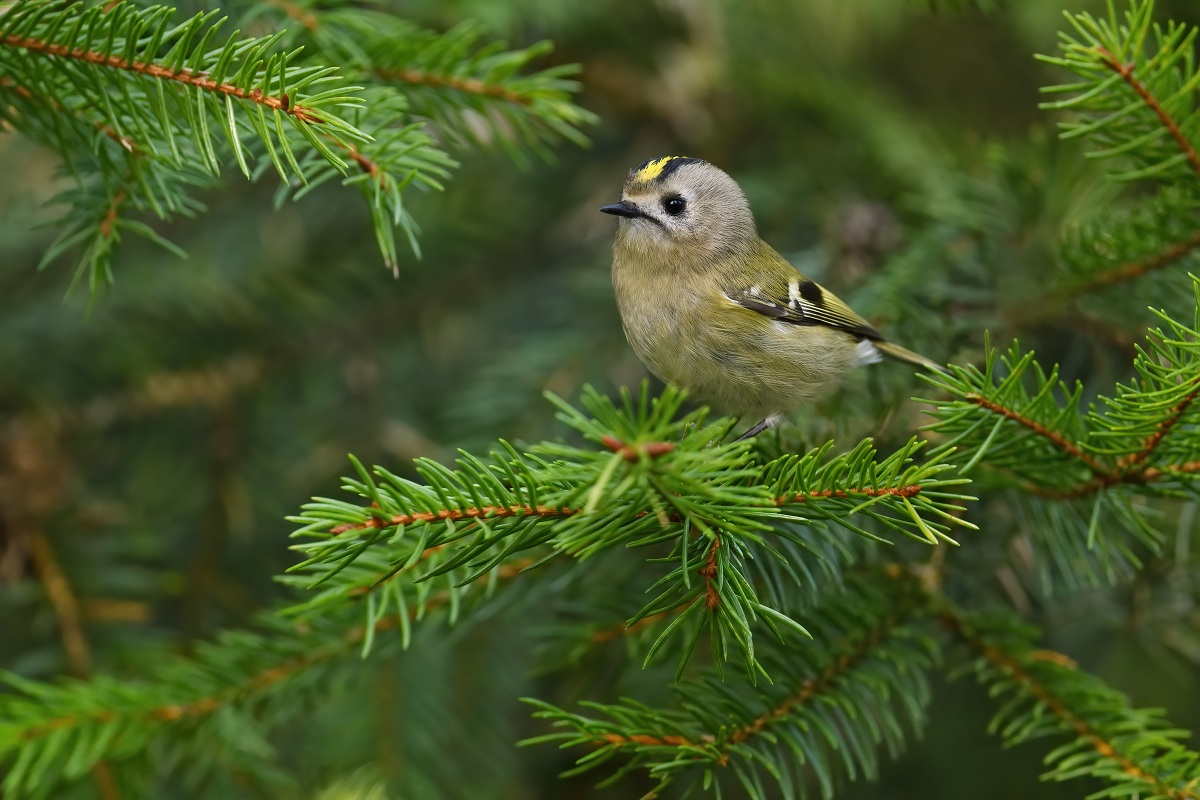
[663,196,686,216]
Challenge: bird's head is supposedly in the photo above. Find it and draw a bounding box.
[600,157,757,261]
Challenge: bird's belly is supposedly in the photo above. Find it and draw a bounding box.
[624,303,857,419]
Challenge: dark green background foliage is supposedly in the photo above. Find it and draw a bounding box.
[3,0,1200,797]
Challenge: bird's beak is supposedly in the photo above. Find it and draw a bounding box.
[599,200,642,219]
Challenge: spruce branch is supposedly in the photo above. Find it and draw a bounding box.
[286,386,971,676]
[4,25,317,122]
[923,281,1200,586]
[942,606,1200,800]
[1012,188,1200,324]
[296,10,597,158]
[0,74,138,152]
[1,60,212,289]
[925,279,1200,501]
[0,2,367,173]
[1038,0,1200,183]
[1065,226,1200,297]
[274,90,455,271]
[0,0,376,287]
[0,554,538,798]
[524,575,938,799]
[1,1,591,286]
[545,527,878,674]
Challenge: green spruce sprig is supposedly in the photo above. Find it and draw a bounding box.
[525,574,938,800]
[1039,0,1200,183]
[284,385,971,677]
[291,10,597,161]
[944,605,1200,800]
[0,0,592,290]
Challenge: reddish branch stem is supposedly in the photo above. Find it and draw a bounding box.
[965,393,1107,474]
[374,68,533,106]
[1074,231,1200,296]
[347,145,381,182]
[781,485,921,503]
[724,615,898,750]
[941,611,1199,800]
[699,537,721,609]
[265,0,319,30]
[329,485,926,537]
[596,609,906,759]
[90,764,120,800]
[1120,381,1200,468]
[0,77,139,152]
[25,533,91,677]
[1007,51,1200,320]
[597,732,699,747]
[2,33,322,124]
[1096,47,1200,181]
[600,435,674,461]
[330,503,577,535]
[590,604,692,643]
[98,189,127,239]
[1031,460,1200,500]
[966,383,1200,499]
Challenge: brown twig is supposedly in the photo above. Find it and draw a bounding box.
[330,503,577,536]
[1013,232,1200,328]
[1096,47,1200,181]
[348,145,381,181]
[329,482,929,539]
[1072,231,1200,298]
[0,77,139,153]
[2,33,323,124]
[1119,380,1200,469]
[12,493,117,795]
[25,533,90,678]
[590,604,692,644]
[600,435,674,461]
[781,485,922,504]
[98,189,127,239]
[374,68,533,106]
[724,614,900,750]
[1002,47,1200,329]
[965,394,1107,474]
[699,537,721,609]
[941,610,1199,800]
[1027,459,1200,500]
[596,605,908,760]
[90,763,120,800]
[265,0,319,30]
[964,383,1200,499]
[597,732,703,748]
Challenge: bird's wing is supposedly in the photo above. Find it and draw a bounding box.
[722,248,882,342]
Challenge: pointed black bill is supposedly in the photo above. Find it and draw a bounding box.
[599,200,642,219]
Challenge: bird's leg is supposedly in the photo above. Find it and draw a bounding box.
[734,414,782,442]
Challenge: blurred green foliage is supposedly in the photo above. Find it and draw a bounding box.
[4,0,1200,797]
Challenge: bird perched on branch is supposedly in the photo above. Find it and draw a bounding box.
[600,156,942,439]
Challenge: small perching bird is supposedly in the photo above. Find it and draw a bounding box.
[600,156,942,439]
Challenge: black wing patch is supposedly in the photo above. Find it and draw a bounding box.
[797,280,823,307]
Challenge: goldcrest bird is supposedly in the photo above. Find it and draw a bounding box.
[600,156,941,439]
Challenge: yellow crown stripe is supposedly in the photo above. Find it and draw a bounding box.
[634,156,691,183]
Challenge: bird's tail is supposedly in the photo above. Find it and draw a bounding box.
[874,340,948,374]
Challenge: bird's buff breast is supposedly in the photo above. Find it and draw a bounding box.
[612,257,856,419]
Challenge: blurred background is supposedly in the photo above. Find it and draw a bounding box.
[3,0,1200,796]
